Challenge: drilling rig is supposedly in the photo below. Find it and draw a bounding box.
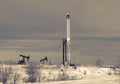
[62,13,71,66]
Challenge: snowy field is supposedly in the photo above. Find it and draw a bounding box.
[0,64,120,84]
[0,76,119,84]
[0,79,119,84]
[21,74,120,84]
[14,76,119,84]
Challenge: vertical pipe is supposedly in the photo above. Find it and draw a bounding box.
[62,39,65,65]
[62,39,67,65]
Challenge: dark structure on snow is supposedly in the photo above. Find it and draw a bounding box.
[40,57,48,64]
[17,55,30,64]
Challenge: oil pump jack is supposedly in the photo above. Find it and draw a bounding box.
[17,55,30,65]
[40,57,48,64]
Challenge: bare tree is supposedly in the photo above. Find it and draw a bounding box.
[2,72,8,84]
[26,63,39,83]
[13,73,20,84]
[116,56,120,68]
[95,58,103,67]
[1,66,13,84]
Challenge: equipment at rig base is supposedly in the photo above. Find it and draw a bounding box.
[17,55,30,65]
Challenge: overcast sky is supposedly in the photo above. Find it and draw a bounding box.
[0,0,120,65]
[0,0,120,39]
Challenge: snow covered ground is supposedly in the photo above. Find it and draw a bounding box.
[0,64,120,84]
[21,74,120,84]
[20,75,120,84]
[0,78,119,84]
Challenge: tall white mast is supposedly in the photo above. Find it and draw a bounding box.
[66,13,71,65]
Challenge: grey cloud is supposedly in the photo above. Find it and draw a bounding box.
[0,0,120,64]
[0,0,120,39]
